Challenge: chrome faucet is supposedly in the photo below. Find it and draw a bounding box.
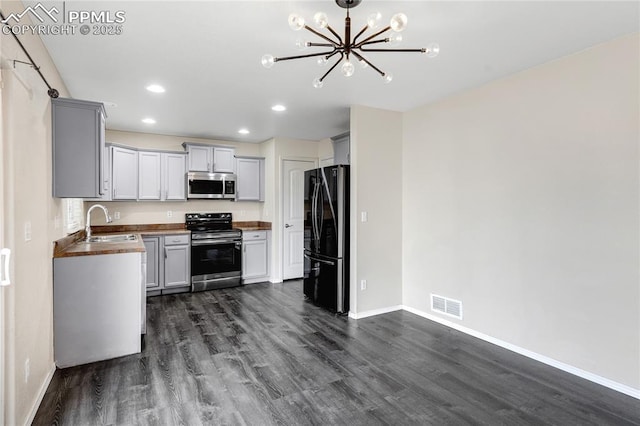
[85,204,112,240]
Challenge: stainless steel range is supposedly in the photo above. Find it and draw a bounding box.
[186,213,242,291]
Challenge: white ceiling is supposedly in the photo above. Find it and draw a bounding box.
[25,1,640,143]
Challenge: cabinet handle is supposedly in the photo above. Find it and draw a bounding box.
[0,248,11,287]
[164,248,168,259]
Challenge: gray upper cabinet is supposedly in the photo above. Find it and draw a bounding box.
[163,153,187,201]
[184,143,235,173]
[112,146,138,200]
[52,97,106,198]
[236,157,264,201]
[138,151,162,200]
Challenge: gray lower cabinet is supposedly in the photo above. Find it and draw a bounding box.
[242,230,270,284]
[144,233,190,296]
[52,97,107,198]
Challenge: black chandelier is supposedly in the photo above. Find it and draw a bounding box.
[261,0,439,88]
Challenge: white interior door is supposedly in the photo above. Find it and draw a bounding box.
[282,159,316,280]
[0,67,8,426]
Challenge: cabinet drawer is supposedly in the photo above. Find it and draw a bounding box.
[242,230,266,241]
[164,234,190,246]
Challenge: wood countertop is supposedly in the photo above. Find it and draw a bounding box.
[53,222,272,258]
[233,221,272,231]
[53,230,146,258]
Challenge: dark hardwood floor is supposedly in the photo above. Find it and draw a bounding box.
[33,280,639,425]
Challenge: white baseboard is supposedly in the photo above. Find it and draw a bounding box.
[401,305,640,400]
[26,364,56,425]
[348,305,403,319]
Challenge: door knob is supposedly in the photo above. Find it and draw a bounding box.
[285,224,292,228]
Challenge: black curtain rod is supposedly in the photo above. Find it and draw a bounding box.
[0,10,59,98]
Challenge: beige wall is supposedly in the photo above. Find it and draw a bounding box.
[350,106,403,314]
[402,34,640,388]
[263,137,319,282]
[0,0,71,423]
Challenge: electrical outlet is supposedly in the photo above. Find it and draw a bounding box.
[360,279,367,290]
[24,221,32,241]
[24,358,30,383]
[113,211,121,220]
[166,211,173,218]
[361,211,368,223]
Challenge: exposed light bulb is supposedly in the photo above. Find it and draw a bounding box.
[341,60,355,77]
[313,12,328,29]
[388,32,403,46]
[261,54,275,68]
[358,56,369,69]
[317,56,328,66]
[295,38,308,51]
[425,42,440,58]
[390,13,408,32]
[367,12,382,29]
[383,73,393,84]
[288,13,305,31]
[312,78,324,89]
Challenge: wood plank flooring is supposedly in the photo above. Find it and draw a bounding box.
[33,280,640,425]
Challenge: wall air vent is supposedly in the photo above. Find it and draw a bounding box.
[431,294,463,320]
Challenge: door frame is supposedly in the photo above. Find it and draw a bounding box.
[280,156,317,282]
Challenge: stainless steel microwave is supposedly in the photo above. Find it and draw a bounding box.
[187,172,236,200]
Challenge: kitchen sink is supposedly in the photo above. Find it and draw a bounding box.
[85,234,138,243]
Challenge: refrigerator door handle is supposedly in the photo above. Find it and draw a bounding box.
[304,253,336,266]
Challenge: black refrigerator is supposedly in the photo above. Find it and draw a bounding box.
[303,165,350,313]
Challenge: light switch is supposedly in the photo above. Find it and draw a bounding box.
[24,221,32,241]
[361,211,368,222]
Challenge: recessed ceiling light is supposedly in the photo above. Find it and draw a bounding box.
[271,104,286,112]
[238,128,250,135]
[146,84,165,93]
[142,118,156,124]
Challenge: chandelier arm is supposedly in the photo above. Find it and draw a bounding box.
[350,50,385,77]
[308,42,337,48]
[325,25,343,45]
[352,24,369,46]
[357,38,388,47]
[275,50,338,62]
[320,52,345,82]
[354,26,391,48]
[360,47,427,53]
[304,25,340,45]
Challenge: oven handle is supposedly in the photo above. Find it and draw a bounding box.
[191,239,241,246]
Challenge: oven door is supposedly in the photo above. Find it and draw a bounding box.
[191,238,242,290]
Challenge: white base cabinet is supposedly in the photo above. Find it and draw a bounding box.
[242,230,270,284]
[53,252,142,368]
[144,233,191,296]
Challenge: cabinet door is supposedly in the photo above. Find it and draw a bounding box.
[213,147,235,173]
[236,158,261,201]
[164,245,190,288]
[52,98,106,198]
[143,237,161,290]
[163,153,187,201]
[187,145,211,172]
[138,151,162,200]
[243,240,268,279]
[112,147,138,200]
